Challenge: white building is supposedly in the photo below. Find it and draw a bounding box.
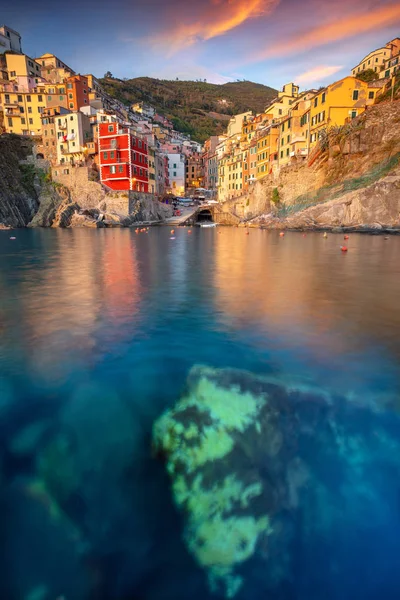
[55,111,92,165]
[0,25,22,54]
[167,153,186,196]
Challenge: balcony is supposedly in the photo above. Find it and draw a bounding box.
[5,109,21,117]
[59,123,67,130]
[3,99,18,107]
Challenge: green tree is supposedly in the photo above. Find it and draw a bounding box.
[271,187,280,205]
[356,69,379,83]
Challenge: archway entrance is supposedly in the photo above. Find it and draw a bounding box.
[196,209,213,223]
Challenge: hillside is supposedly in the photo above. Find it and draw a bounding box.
[222,98,400,230]
[99,77,277,142]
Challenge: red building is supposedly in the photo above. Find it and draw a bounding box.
[98,122,149,191]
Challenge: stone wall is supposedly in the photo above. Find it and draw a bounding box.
[51,166,106,209]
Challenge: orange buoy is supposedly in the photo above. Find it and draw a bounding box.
[246,230,249,235]
[341,246,348,252]
[279,232,285,237]
[344,235,349,240]
[302,234,306,237]
[188,230,192,234]
[171,229,175,234]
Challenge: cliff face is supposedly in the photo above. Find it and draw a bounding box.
[0,136,40,228]
[228,100,400,230]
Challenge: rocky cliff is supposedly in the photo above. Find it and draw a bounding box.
[226,99,400,230]
[0,136,40,227]
[0,137,173,228]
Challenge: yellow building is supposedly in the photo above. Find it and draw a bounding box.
[1,89,46,135]
[2,52,42,79]
[265,82,299,121]
[35,53,74,83]
[256,126,279,179]
[308,76,384,148]
[278,93,315,167]
[351,47,390,77]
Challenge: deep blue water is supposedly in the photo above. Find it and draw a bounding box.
[0,227,400,600]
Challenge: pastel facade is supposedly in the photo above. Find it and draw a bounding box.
[1,88,46,135]
[308,77,381,148]
[56,111,92,165]
[0,25,22,54]
[167,153,186,196]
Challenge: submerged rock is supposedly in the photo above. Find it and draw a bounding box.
[153,365,400,598]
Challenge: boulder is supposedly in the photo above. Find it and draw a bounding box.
[153,365,400,598]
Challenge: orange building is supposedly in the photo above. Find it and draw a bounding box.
[66,75,89,111]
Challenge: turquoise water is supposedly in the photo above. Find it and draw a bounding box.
[0,227,400,599]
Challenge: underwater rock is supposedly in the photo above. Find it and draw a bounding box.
[153,365,400,598]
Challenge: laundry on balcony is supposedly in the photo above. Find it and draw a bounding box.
[67,133,76,141]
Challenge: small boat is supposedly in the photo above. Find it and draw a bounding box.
[200,223,217,228]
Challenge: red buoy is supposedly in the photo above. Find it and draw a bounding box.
[341,246,348,252]
[279,232,285,237]
[344,235,349,240]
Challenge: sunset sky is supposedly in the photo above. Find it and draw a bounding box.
[3,0,400,89]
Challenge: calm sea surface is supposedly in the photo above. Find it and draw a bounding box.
[0,227,400,599]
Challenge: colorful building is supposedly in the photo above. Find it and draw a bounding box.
[167,153,185,196]
[41,106,70,163]
[1,88,46,135]
[308,76,384,148]
[55,111,92,166]
[277,92,315,167]
[0,25,22,54]
[203,136,221,190]
[186,153,204,190]
[1,52,41,79]
[265,83,299,121]
[65,75,89,111]
[35,53,74,83]
[98,122,149,192]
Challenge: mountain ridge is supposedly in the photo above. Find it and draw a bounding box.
[99,76,278,142]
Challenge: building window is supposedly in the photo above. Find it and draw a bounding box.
[59,96,64,101]
[108,125,113,132]
[21,118,26,124]
[353,90,359,100]
[27,95,31,102]
[48,96,52,101]
[119,165,123,173]
[103,152,108,159]
[110,165,116,174]
[38,95,43,102]
[280,150,283,158]
[321,92,326,103]
[279,109,282,115]
[110,151,115,158]
[67,83,73,89]
[286,148,290,156]
[369,91,374,99]
[69,103,74,108]
[287,135,290,144]
[68,93,73,99]
[8,118,12,126]
[18,95,22,102]
[29,118,33,124]
[351,110,357,119]
[63,169,69,175]
[173,171,177,176]
[10,71,16,77]
[19,106,24,113]
[314,97,318,107]
[28,106,32,114]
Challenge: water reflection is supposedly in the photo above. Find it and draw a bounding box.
[0,228,399,599]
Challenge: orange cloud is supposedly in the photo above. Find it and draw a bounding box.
[146,0,280,55]
[296,65,343,85]
[253,2,400,62]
